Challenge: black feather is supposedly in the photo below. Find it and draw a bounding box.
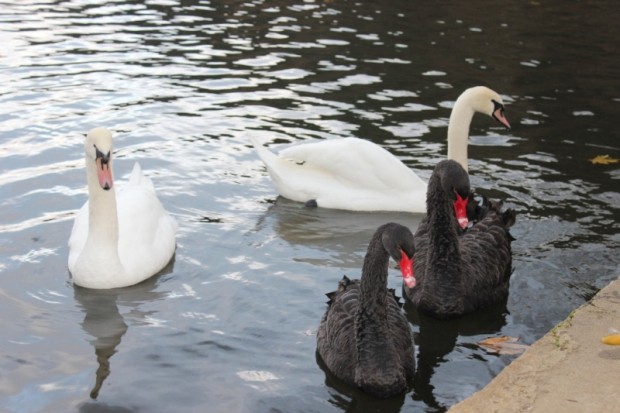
[317,223,416,398]
[405,160,515,319]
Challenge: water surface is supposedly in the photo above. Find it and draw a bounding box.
[1,1,619,412]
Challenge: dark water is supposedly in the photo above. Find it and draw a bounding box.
[1,1,619,412]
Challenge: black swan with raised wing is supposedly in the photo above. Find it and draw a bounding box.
[403,160,515,319]
[316,223,416,398]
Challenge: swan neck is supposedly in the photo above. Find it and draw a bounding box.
[354,239,403,393]
[447,98,475,173]
[425,175,462,282]
[86,158,120,249]
[358,239,390,315]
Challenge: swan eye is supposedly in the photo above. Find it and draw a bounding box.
[94,146,111,164]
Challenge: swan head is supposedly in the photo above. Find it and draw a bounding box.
[466,86,511,130]
[85,127,114,191]
[380,223,416,289]
[437,160,471,230]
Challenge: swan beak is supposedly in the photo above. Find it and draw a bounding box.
[96,155,113,190]
[399,250,416,288]
[493,107,511,130]
[454,193,469,229]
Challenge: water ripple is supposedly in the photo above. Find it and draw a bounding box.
[1,1,619,412]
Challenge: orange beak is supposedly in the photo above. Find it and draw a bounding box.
[96,157,113,190]
[493,107,511,130]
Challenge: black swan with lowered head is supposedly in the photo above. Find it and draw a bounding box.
[403,160,516,319]
[316,223,416,398]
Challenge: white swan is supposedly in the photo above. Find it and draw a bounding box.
[68,127,177,289]
[252,86,510,213]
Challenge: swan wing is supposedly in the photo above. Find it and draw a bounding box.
[459,211,514,290]
[67,201,89,270]
[386,290,416,379]
[116,163,177,278]
[280,138,424,191]
[317,277,359,384]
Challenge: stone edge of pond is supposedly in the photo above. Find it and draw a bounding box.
[446,275,620,413]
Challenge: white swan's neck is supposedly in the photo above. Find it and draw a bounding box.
[446,95,476,173]
[85,157,122,268]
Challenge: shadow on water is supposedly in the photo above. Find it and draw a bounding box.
[76,402,135,413]
[74,286,127,401]
[255,197,422,256]
[73,259,174,409]
[405,298,508,412]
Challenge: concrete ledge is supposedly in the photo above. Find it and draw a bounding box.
[447,277,620,413]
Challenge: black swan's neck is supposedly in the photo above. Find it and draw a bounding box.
[358,235,390,317]
[354,231,400,389]
[425,175,463,290]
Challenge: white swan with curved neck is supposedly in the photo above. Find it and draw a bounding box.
[252,86,510,213]
[68,127,177,289]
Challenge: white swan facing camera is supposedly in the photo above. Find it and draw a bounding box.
[68,127,177,289]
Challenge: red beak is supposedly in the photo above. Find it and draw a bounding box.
[399,249,416,288]
[454,193,469,229]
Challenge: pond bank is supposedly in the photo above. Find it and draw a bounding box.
[447,276,620,413]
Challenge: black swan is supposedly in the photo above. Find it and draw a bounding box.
[403,160,516,319]
[316,223,416,398]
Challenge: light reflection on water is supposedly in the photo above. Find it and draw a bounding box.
[0,1,619,412]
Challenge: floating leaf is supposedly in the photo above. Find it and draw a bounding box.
[478,336,529,355]
[601,333,620,345]
[589,155,619,165]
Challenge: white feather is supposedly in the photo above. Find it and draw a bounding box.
[68,128,177,289]
[252,86,508,213]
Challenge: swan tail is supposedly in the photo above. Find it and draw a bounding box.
[487,197,516,229]
[250,137,279,167]
[475,195,516,228]
[250,137,296,196]
[128,162,155,192]
[501,207,516,230]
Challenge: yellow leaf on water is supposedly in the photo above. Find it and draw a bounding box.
[601,333,620,345]
[478,336,529,356]
[479,336,514,346]
[590,155,619,165]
